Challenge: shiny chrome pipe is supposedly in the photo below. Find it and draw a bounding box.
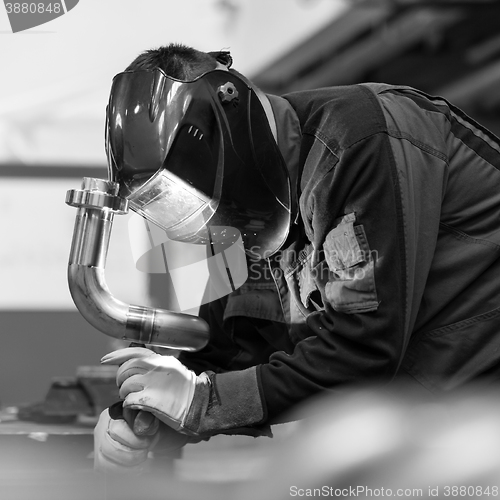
[66,177,209,351]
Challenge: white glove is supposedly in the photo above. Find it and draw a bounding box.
[101,347,199,434]
[93,408,159,474]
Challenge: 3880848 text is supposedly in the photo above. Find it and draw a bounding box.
[5,3,62,14]
[443,486,499,497]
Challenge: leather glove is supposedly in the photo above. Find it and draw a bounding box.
[101,347,268,438]
[101,347,202,435]
[93,408,159,474]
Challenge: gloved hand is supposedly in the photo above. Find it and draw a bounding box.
[101,347,269,438]
[93,407,159,474]
[101,347,204,435]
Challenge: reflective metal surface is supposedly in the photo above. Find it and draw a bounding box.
[66,177,209,351]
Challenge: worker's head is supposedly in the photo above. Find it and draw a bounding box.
[124,44,222,79]
[106,43,291,259]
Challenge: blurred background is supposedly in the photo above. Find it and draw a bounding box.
[0,0,347,408]
[3,0,500,408]
[2,0,500,496]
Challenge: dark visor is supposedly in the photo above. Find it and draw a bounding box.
[106,68,291,258]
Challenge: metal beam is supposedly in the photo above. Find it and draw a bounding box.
[279,7,465,92]
[436,59,500,108]
[253,4,392,90]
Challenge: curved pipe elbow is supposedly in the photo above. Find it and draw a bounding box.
[66,178,209,352]
[68,263,209,351]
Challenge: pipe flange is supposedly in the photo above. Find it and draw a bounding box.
[66,177,128,213]
[66,188,129,213]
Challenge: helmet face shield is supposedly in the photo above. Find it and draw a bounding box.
[106,68,291,258]
[127,169,215,233]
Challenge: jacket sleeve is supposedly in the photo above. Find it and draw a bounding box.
[181,127,443,432]
[179,297,292,436]
[258,128,436,420]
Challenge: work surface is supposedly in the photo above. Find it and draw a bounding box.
[0,409,289,500]
[3,387,500,500]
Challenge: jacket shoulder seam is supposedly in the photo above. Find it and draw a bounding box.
[386,128,448,163]
[439,222,500,251]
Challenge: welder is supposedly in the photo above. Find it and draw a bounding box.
[93,44,500,472]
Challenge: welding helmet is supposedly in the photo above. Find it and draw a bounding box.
[105,67,291,258]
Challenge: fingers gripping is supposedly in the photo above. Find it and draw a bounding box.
[116,356,151,387]
[107,418,154,450]
[94,409,158,471]
[119,375,146,400]
[101,347,155,366]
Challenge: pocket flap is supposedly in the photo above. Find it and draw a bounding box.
[324,213,364,271]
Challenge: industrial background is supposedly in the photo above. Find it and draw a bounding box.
[1,0,500,496]
[3,0,500,408]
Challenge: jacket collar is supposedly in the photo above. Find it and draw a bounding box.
[266,94,302,225]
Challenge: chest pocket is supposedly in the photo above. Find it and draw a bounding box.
[322,212,379,314]
[223,256,285,324]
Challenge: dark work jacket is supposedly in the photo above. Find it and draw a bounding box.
[180,83,500,426]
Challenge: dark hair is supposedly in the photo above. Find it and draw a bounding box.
[125,43,232,80]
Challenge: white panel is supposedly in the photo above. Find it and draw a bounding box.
[0,178,149,309]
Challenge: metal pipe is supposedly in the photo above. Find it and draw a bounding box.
[66,177,209,351]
